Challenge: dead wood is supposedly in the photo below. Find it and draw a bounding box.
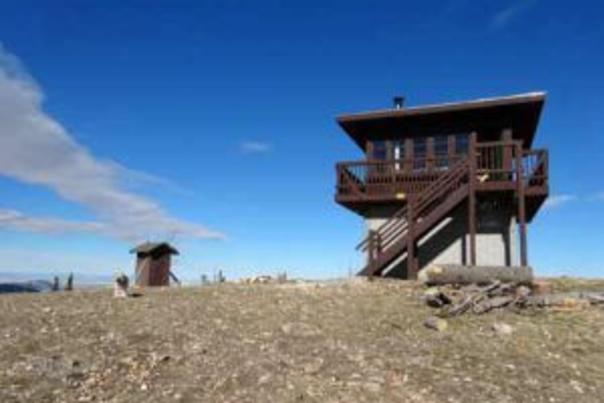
[442,295,475,317]
[472,296,514,314]
[418,264,533,286]
[429,281,604,318]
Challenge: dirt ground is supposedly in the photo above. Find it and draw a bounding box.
[1,278,604,402]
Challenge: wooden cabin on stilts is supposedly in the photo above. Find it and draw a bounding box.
[334,93,549,279]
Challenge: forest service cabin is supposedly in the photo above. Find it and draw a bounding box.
[335,92,549,279]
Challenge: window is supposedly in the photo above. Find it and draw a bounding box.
[434,136,448,155]
[372,141,387,160]
[414,138,426,157]
[413,138,426,170]
[455,133,469,154]
[434,135,449,169]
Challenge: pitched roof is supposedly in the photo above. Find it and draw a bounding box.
[130,242,179,255]
[337,92,546,149]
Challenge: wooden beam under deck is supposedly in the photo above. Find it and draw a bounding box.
[468,132,477,266]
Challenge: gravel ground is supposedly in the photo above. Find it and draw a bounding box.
[1,278,604,402]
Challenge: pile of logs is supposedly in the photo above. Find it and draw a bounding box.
[420,265,604,318]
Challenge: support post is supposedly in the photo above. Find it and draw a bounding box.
[406,197,416,278]
[515,143,528,266]
[368,229,376,265]
[468,132,477,266]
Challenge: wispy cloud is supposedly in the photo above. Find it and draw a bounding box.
[0,45,224,242]
[490,0,538,30]
[239,141,272,154]
[0,209,104,234]
[543,194,577,210]
[591,192,604,202]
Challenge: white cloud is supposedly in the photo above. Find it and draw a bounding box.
[490,0,538,30]
[0,208,103,234]
[239,140,272,154]
[543,194,577,210]
[592,192,604,202]
[0,45,224,242]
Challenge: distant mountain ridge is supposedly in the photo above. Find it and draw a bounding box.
[0,271,112,284]
[0,280,53,294]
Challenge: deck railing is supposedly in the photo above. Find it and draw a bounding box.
[336,140,548,200]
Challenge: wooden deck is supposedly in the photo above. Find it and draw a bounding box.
[335,139,548,211]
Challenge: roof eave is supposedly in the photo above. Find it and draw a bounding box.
[336,92,546,124]
[336,92,546,149]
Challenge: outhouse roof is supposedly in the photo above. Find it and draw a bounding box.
[130,242,179,256]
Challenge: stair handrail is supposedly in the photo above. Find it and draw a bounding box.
[413,159,469,220]
[356,157,469,252]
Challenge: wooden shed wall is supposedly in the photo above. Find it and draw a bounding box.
[135,254,171,287]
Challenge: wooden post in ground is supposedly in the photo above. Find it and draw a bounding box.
[406,198,416,278]
[515,142,528,266]
[468,132,477,266]
[368,229,376,266]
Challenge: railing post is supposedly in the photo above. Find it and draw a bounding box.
[502,129,513,180]
[426,137,435,172]
[468,132,477,266]
[404,138,413,173]
[515,143,528,267]
[391,159,396,191]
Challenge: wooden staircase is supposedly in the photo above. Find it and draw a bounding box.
[356,158,472,278]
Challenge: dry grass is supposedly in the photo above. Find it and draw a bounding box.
[1,278,603,402]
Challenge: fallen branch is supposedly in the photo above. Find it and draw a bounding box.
[418,265,533,286]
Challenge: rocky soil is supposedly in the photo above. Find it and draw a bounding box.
[1,278,604,402]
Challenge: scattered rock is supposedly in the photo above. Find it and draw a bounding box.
[363,381,382,393]
[303,358,324,374]
[423,287,452,307]
[515,285,532,298]
[532,280,553,295]
[258,373,272,385]
[281,322,321,337]
[492,322,513,336]
[424,316,448,332]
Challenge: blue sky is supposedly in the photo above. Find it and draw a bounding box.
[0,0,603,281]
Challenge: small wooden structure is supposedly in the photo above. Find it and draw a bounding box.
[130,242,180,287]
